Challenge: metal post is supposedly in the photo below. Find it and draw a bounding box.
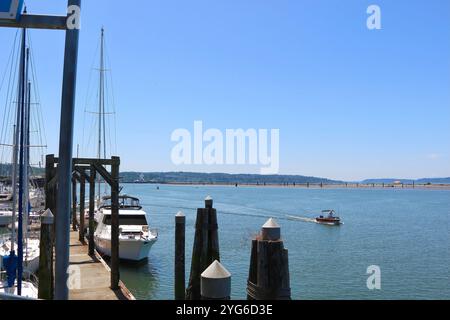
[17,26,27,296]
[110,157,120,289]
[54,0,81,300]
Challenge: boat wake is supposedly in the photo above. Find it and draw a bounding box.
[285,215,318,223]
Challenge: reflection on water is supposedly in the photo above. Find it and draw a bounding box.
[120,254,162,300]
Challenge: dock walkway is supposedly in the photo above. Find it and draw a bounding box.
[68,231,134,300]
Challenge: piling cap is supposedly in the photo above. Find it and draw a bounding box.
[41,209,54,225]
[175,211,185,217]
[261,218,281,241]
[205,195,213,209]
[175,211,185,222]
[201,260,231,299]
[202,260,231,279]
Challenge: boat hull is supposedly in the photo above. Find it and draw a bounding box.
[315,218,341,225]
[94,236,156,261]
[0,281,38,299]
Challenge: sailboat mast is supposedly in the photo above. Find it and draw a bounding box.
[97,28,105,199]
[16,27,27,296]
[10,39,24,254]
[23,49,31,244]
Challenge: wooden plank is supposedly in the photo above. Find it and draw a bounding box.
[68,231,134,300]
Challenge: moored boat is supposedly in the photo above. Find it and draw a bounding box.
[94,195,158,261]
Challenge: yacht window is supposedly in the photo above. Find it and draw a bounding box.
[101,197,140,209]
[103,214,147,226]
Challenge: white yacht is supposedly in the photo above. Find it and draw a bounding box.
[94,195,158,261]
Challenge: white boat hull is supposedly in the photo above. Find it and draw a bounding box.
[0,281,38,299]
[94,236,156,261]
[0,239,40,274]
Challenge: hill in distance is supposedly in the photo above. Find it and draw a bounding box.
[120,171,343,185]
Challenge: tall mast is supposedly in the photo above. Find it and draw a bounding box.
[16,27,27,296]
[10,34,25,258]
[97,27,105,199]
[23,47,30,236]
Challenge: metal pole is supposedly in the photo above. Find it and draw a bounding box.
[23,47,31,242]
[54,0,81,300]
[17,27,27,296]
[97,28,104,200]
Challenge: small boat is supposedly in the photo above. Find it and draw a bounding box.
[94,195,158,261]
[315,210,342,225]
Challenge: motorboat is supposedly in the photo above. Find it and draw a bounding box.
[315,210,342,225]
[94,195,158,261]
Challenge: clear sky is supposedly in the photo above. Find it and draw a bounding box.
[0,0,449,181]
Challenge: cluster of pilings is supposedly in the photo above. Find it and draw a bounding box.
[175,196,291,300]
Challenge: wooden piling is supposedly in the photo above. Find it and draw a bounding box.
[79,173,85,243]
[45,154,57,219]
[72,178,77,231]
[247,218,291,300]
[186,196,221,300]
[175,211,186,300]
[201,260,231,300]
[38,209,54,300]
[88,166,96,255]
[110,156,120,290]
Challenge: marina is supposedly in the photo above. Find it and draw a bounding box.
[0,0,448,304]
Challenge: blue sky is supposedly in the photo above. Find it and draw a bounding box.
[0,0,449,180]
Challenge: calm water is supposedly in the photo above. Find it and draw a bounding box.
[2,184,448,300]
[118,184,450,300]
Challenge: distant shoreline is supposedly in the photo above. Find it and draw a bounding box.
[125,182,450,190]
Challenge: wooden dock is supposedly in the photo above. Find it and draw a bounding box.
[68,231,134,300]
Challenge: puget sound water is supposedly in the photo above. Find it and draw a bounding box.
[118,184,449,300]
[1,184,448,300]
